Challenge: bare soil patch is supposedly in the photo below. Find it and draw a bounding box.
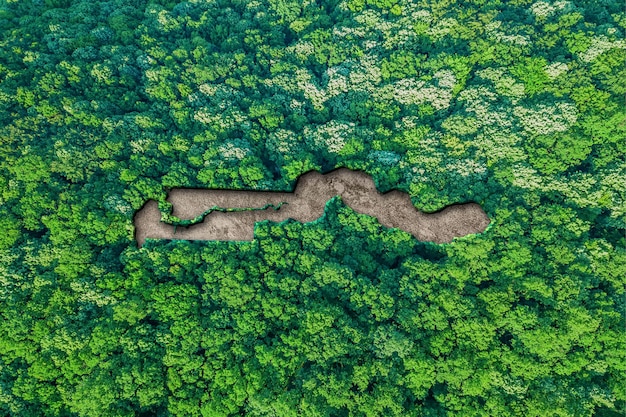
[134,168,490,247]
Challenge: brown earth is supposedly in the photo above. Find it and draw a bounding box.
[133,168,490,248]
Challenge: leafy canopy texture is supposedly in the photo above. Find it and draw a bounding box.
[0,0,625,416]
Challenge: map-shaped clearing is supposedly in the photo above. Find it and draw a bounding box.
[134,168,490,247]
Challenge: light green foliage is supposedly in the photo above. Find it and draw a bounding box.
[524,130,593,175]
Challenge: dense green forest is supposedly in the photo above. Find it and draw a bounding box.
[0,0,625,415]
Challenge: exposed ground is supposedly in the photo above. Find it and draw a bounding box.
[134,168,490,248]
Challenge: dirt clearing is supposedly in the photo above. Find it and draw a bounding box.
[133,168,490,247]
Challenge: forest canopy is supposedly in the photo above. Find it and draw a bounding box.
[0,0,625,416]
